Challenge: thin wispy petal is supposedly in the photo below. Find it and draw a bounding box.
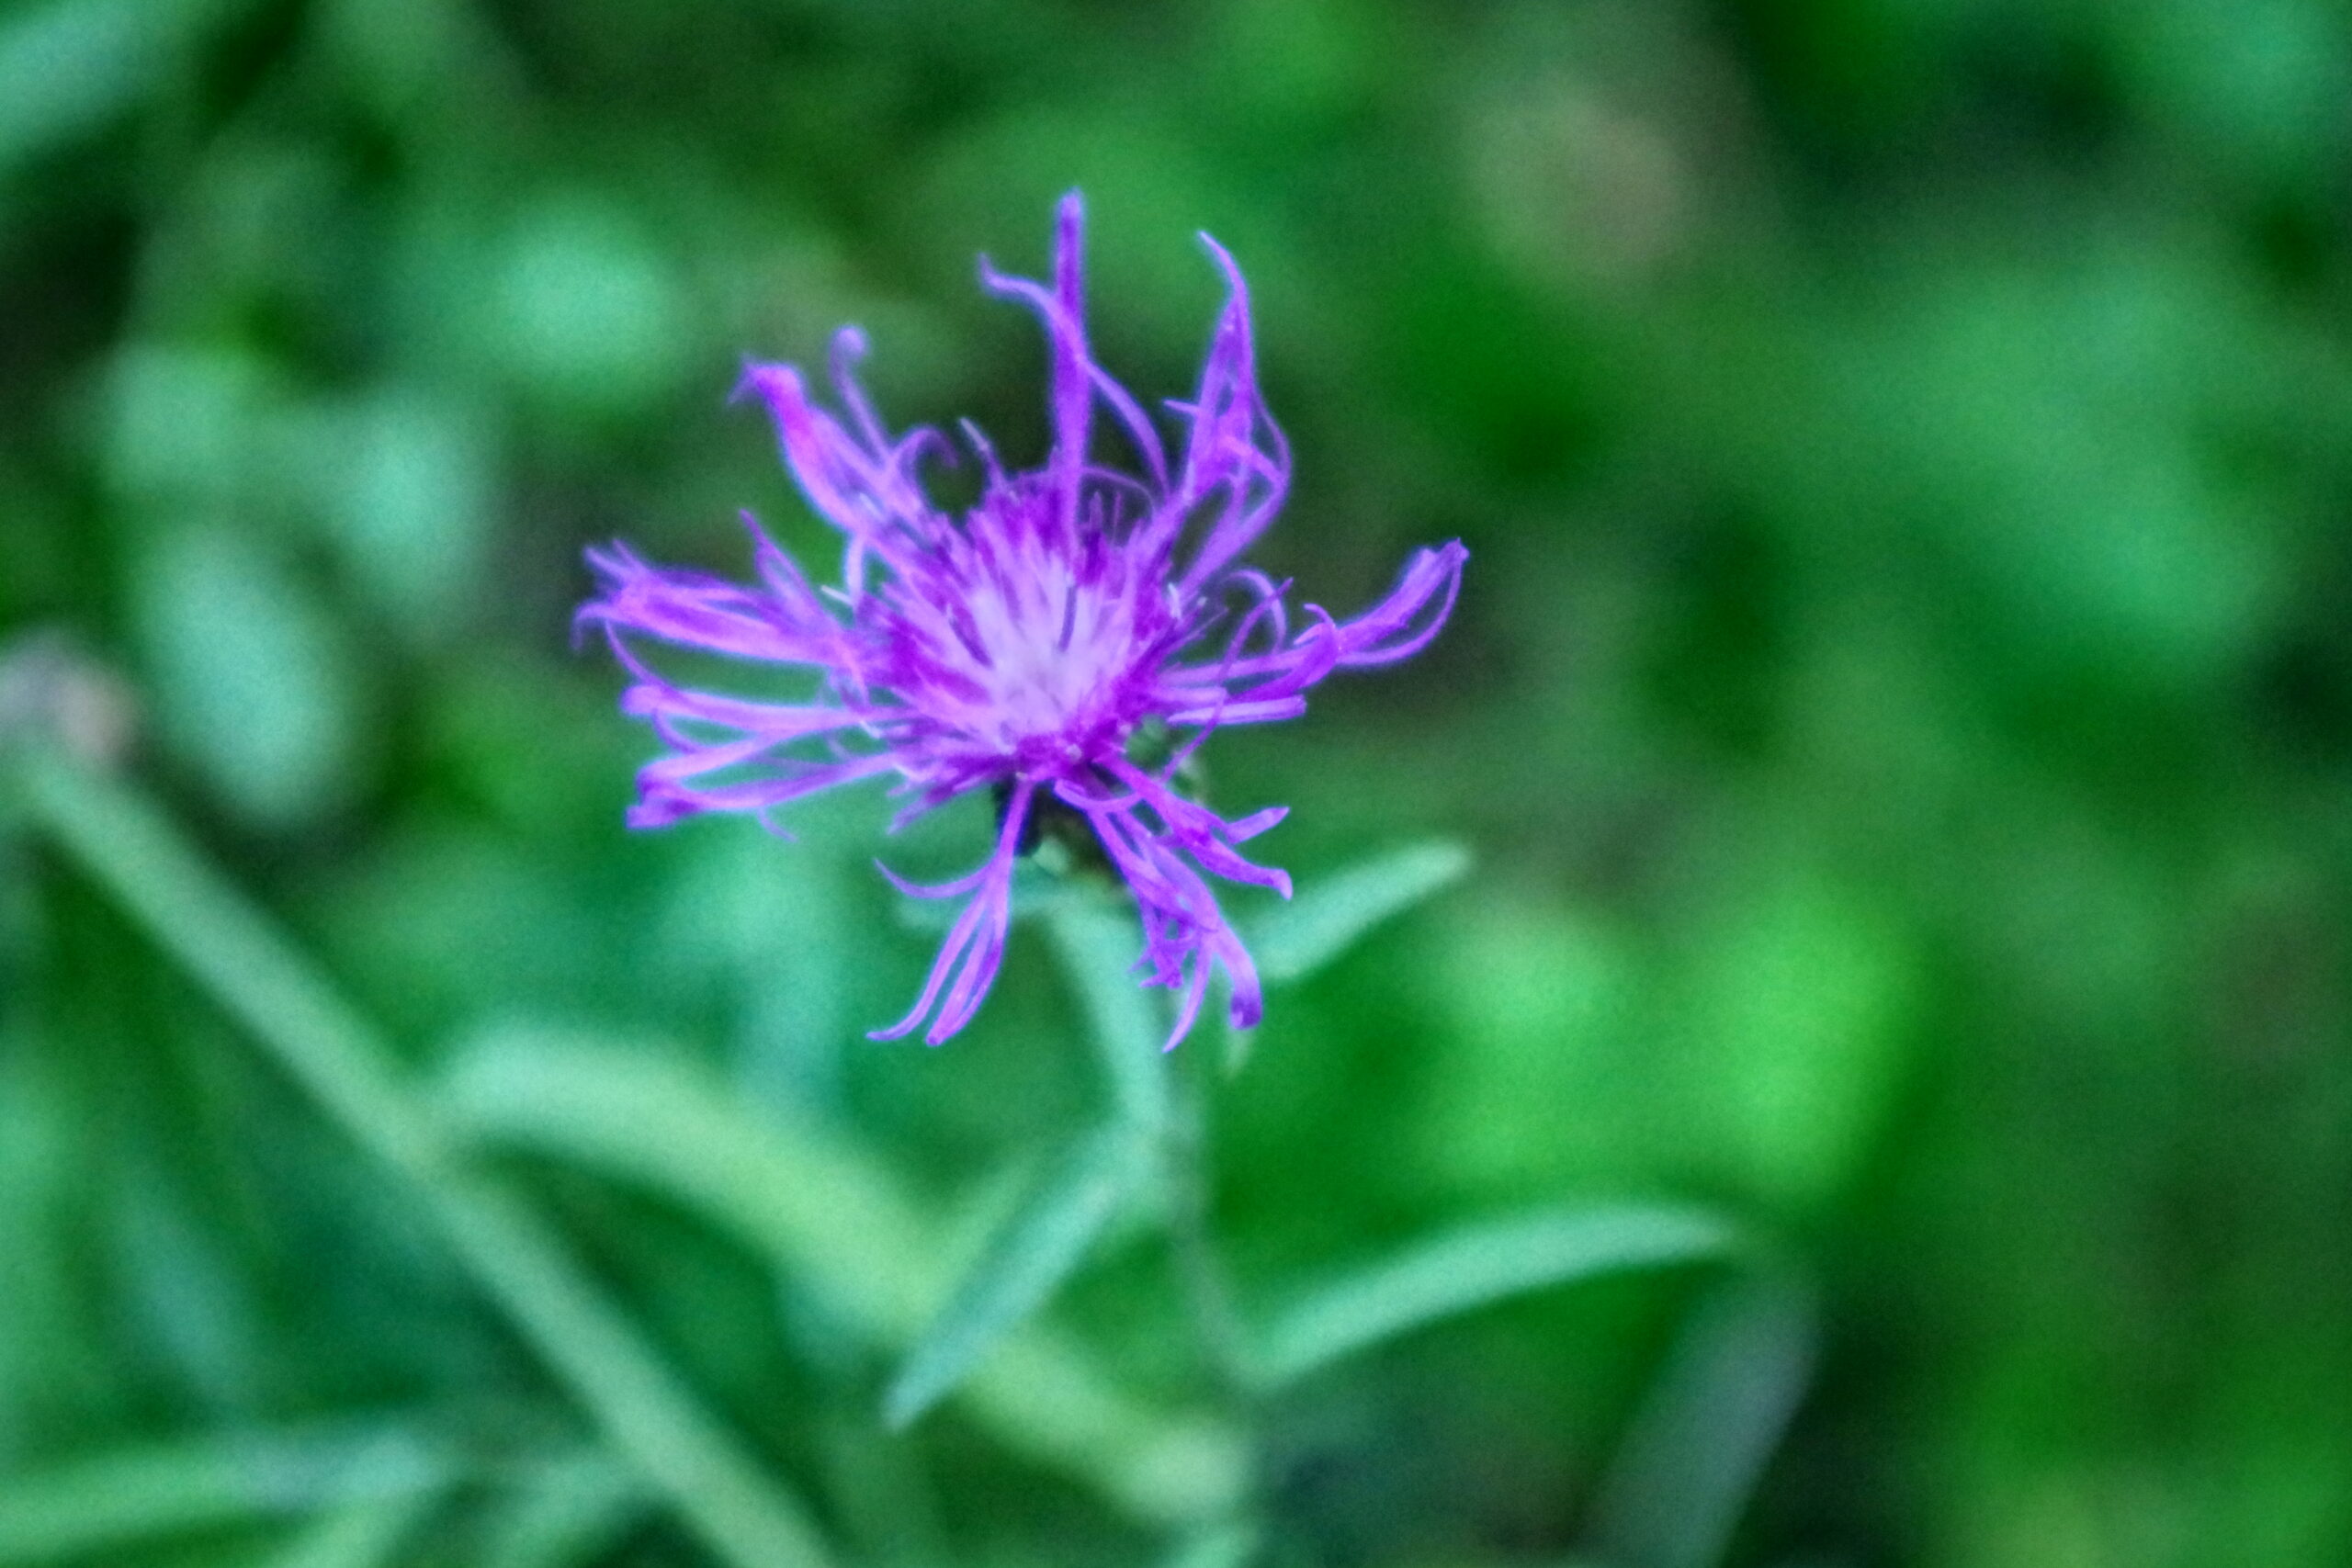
[581,196,1465,1046]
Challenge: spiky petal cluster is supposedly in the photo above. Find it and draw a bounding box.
[580,194,1466,1047]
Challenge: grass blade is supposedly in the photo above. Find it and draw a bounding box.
[258,1489,444,1568]
[1243,841,1471,986]
[440,1028,1248,1526]
[442,1022,938,1335]
[0,1424,445,1567]
[887,1125,1151,1428]
[1582,1271,1818,1568]
[12,744,838,1568]
[475,1451,645,1568]
[1259,1202,1740,1386]
[1157,1520,1262,1568]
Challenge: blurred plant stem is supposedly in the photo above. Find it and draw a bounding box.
[1046,897,1267,1541]
[446,1025,1248,1525]
[4,739,841,1568]
[1159,1048,1260,1406]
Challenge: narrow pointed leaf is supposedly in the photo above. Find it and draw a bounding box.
[1157,1520,1263,1568]
[439,1029,1243,1524]
[0,1424,448,1567]
[886,1125,1152,1428]
[477,1452,645,1568]
[16,748,841,1568]
[1244,840,1471,985]
[1259,1202,1741,1386]
[1582,1271,1818,1568]
[260,1488,445,1568]
[441,1024,938,1335]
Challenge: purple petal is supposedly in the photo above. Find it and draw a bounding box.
[736,361,939,589]
[870,778,1035,1044]
[618,683,865,740]
[1166,235,1291,592]
[1080,800,1268,1048]
[978,240,1170,494]
[628,750,894,830]
[1047,192,1090,519]
[1226,805,1288,841]
[874,855,994,900]
[1329,539,1470,666]
[581,543,845,665]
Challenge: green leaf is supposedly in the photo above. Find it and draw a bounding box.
[887,1125,1151,1428]
[1683,877,1921,1211]
[1156,1520,1263,1568]
[1582,1272,1818,1568]
[807,1409,948,1568]
[438,1027,1246,1526]
[1258,1202,1741,1386]
[440,1023,939,1335]
[129,520,365,829]
[0,0,223,176]
[488,192,692,414]
[101,344,283,507]
[258,1488,446,1568]
[475,1451,644,1568]
[317,384,497,646]
[0,1423,449,1567]
[1244,841,1471,986]
[17,750,840,1568]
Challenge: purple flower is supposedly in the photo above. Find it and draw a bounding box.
[580,194,1465,1048]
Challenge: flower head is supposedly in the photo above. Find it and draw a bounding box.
[580,194,1465,1047]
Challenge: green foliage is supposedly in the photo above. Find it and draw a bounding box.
[1045,897,1174,1134]
[885,1125,1151,1430]
[1582,1274,1817,1568]
[1242,840,1473,987]
[0,1424,448,1567]
[468,1454,643,1568]
[0,0,226,177]
[1256,1203,1742,1387]
[438,1022,1241,1525]
[254,1490,444,1568]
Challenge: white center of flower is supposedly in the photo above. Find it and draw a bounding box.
[889,513,1162,763]
[959,550,1140,750]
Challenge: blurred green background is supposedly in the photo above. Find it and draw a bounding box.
[5,0,2352,1564]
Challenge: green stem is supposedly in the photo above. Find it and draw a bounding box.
[1042,897,1261,1403]
[10,743,839,1568]
[1157,1051,1259,1406]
